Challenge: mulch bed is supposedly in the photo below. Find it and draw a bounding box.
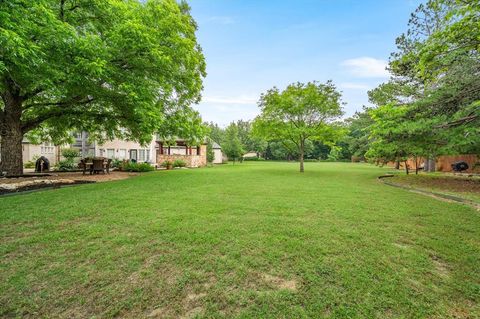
[378,174,480,209]
[0,180,95,196]
[391,174,480,194]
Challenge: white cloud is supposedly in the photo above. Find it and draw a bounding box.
[207,16,235,25]
[339,82,371,90]
[341,57,390,78]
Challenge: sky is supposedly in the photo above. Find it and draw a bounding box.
[188,0,422,126]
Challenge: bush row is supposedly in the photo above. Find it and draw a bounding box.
[122,162,154,172]
[243,156,265,161]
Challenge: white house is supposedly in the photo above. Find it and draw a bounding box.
[243,151,258,158]
[212,142,223,164]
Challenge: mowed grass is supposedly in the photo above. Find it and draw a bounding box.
[1,162,479,318]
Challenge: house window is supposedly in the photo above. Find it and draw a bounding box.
[41,142,54,154]
[146,149,150,162]
[139,149,145,162]
[107,149,115,159]
[99,149,105,157]
[118,149,126,159]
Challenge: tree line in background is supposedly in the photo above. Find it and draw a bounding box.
[206,0,479,174]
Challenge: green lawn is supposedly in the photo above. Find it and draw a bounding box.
[1,162,479,318]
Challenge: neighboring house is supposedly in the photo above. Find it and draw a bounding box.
[243,151,258,158]
[212,142,223,164]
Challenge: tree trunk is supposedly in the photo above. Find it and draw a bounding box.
[404,160,409,175]
[299,139,304,173]
[0,89,24,176]
[425,157,436,172]
[395,160,400,170]
[414,156,418,175]
[0,127,23,176]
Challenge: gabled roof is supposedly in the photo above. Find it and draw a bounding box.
[212,142,221,149]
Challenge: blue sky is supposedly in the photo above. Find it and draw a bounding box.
[188,0,421,126]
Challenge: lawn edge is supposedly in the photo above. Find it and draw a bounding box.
[378,175,480,211]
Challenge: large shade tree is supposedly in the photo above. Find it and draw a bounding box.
[253,81,344,172]
[0,0,206,175]
[366,0,480,171]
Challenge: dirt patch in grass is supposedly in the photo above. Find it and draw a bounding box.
[147,307,166,318]
[430,254,450,279]
[262,273,298,291]
[393,242,410,250]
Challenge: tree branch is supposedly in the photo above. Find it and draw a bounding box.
[23,96,92,110]
[435,114,479,128]
[21,87,46,101]
[21,97,95,133]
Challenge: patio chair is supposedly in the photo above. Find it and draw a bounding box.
[92,158,105,174]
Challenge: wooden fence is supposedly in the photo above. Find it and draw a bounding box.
[386,154,479,173]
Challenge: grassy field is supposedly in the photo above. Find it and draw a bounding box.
[1,162,479,318]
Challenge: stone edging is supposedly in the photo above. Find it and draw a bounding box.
[0,180,96,197]
[378,175,480,210]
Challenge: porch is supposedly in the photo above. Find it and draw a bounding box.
[156,140,207,168]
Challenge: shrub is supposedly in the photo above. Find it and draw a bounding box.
[351,156,362,163]
[122,162,154,172]
[243,156,265,161]
[24,161,35,169]
[53,148,81,171]
[61,148,80,160]
[173,159,186,168]
[303,159,319,162]
[161,160,173,168]
[111,158,122,169]
[206,141,215,163]
[56,159,77,171]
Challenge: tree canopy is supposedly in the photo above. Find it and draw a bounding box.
[222,122,244,163]
[0,0,206,175]
[253,81,344,172]
[364,0,480,171]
